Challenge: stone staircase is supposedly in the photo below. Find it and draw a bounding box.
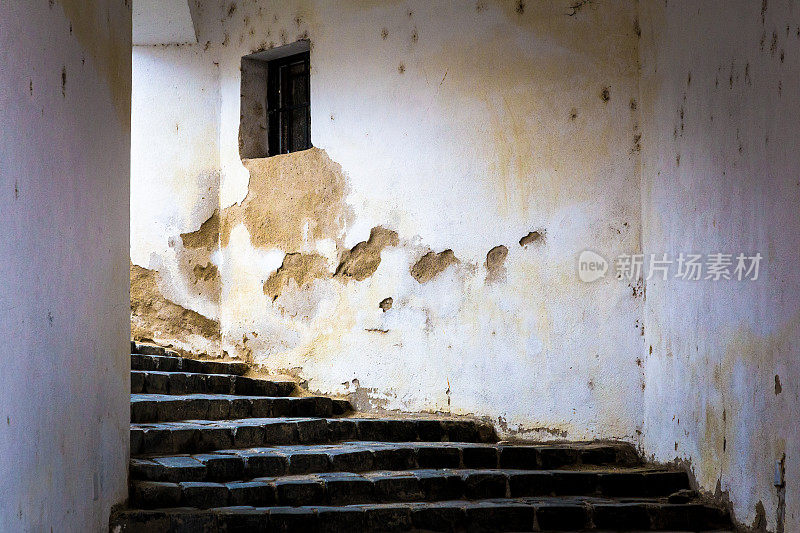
[110,344,732,532]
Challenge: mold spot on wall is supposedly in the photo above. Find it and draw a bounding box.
[335,226,399,282]
[569,108,578,120]
[519,230,544,247]
[379,297,393,311]
[485,245,509,282]
[774,374,782,394]
[264,252,330,301]
[381,27,388,40]
[61,67,67,97]
[632,133,642,153]
[600,86,610,102]
[515,1,526,15]
[411,249,459,283]
[222,148,353,251]
[398,63,406,74]
[567,1,592,17]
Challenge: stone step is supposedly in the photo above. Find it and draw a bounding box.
[131,442,640,483]
[131,418,499,456]
[131,353,249,376]
[129,466,690,509]
[131,370,297,396]
[132,342,178,356]
[110,497,730,532]
[131,394,352,423]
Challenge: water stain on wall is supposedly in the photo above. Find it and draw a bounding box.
[427,0,639,216]
[55,0,131,127]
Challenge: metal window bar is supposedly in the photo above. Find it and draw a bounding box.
[267,51,310,155]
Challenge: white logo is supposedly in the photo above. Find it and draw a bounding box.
[578,250,608,282]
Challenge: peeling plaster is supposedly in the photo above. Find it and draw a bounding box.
[335,226,399,282]
[410,250,459,284]
[264,252,330,300]
[133,0,644,446]
[131,262,220,354]
[222,148,353,250]
[485,245,508,282]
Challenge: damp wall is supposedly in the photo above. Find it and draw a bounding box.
[130,43,223,356]
[131,0,645,441]
[638,0,800,530]
[0,0,131,530]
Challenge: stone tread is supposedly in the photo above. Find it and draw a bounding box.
[131,370,297,397]
[110,497,730,532]
[131,353,249,376]
[131,418,500,456]
[120,347,730,531]
[131,441,642,483]
[131,394,352,422]
[129,466,691,509]
[131,418,504,456]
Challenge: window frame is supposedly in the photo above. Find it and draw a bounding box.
[266,51,311,156]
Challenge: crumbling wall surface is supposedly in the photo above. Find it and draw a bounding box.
[131,43,223,354]
[205,0,645,441]
[638,1,800,530]
[131,262,221,356]
[0,0,131,530]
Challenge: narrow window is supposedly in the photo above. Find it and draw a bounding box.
[267,51,311,156]
[239,41,311,159]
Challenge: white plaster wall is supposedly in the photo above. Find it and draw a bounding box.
[128,0,645,440]
[638,1,800,529]
[131,44,221,321]
[133,0,197,46]
[0,0,131,530]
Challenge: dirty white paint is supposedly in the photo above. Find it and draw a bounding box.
[0,0,131,530]
[132,0,644,441]
[638,0,800,530]
[133,0,197,46]
[131,43,222,330]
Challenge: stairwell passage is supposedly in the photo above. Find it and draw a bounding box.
[110,344,732,532]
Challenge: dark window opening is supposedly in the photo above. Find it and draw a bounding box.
[239,41,311,160]
[267,51,311,156]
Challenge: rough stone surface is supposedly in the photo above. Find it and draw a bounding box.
[115,349,730,531]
